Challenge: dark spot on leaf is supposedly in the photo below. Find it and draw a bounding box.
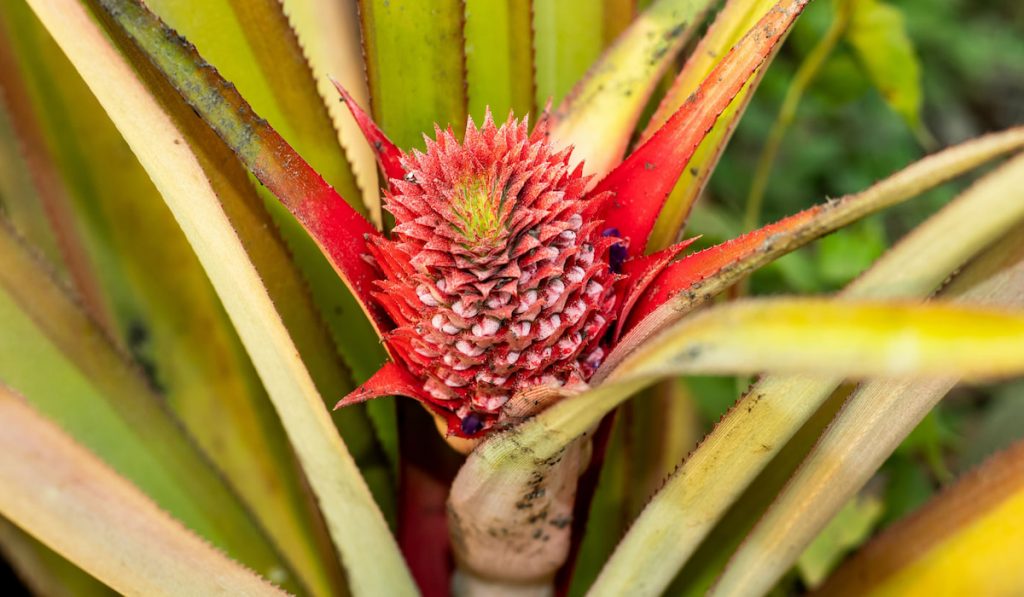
[126,320,165,394]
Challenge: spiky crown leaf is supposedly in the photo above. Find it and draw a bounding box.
[365,113,620,434]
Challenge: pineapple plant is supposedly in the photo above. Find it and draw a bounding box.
[1,0,1023,595]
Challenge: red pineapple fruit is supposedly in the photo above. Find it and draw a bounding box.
[327,0,810,439]
[363,112,622,436]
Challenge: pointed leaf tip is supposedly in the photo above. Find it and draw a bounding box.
[335,362,466,436]
[625,204,824,332]
[330,77,405,184]
[593,0,811,255]
[334,362,420,410]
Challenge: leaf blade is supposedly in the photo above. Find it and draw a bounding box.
[712,169,1024,595]
[283,0,381,224]
[0,218,302,589]
[533,1,605,111]
[25,1,415,593]
[464,0,534,121]
[549,0,711,177]
[0,518,114,597]
[589,149,1024,597]
[98,0,388,334]
[0,387,288,597]
[0,6,364,590]
[847,0,924,131]
[819,441,1024,596]
[607,127,1024,377]
[358,0,467,151]
[144,0,366,216]
[591,0,810,254]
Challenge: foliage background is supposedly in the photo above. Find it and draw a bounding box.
[0,0,1022,593]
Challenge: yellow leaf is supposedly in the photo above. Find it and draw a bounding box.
[820,441,1024,597]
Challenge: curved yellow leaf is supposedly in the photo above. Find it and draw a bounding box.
[819,441,1024,597]
[482,297,1024,482]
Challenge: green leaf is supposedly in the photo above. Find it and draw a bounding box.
[533,1,604,110]
[816,217,887,287]
[4,3,393,591]
[283,0,381,225]
[568,380,700,595]
[25,0,415,593]
[143,0,364,212]
[846,0,924,130]
[711,178,1024,595]
[666,386,851,597]
[358,0,467,150]
[0,388,287,597]
[567,417,631,597]
[0,64,61,269]
[549,0,711,178]
[0,221,296,591]
[742,0,852,233]
[0,16,112,327]
[960,381,1024,470]
[464,0,534,121]
[141,0,394,402]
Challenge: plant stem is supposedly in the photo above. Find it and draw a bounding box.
[452,570,554,597]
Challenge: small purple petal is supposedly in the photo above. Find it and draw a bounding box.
[603,228,627,274]
[460,412,485,435]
